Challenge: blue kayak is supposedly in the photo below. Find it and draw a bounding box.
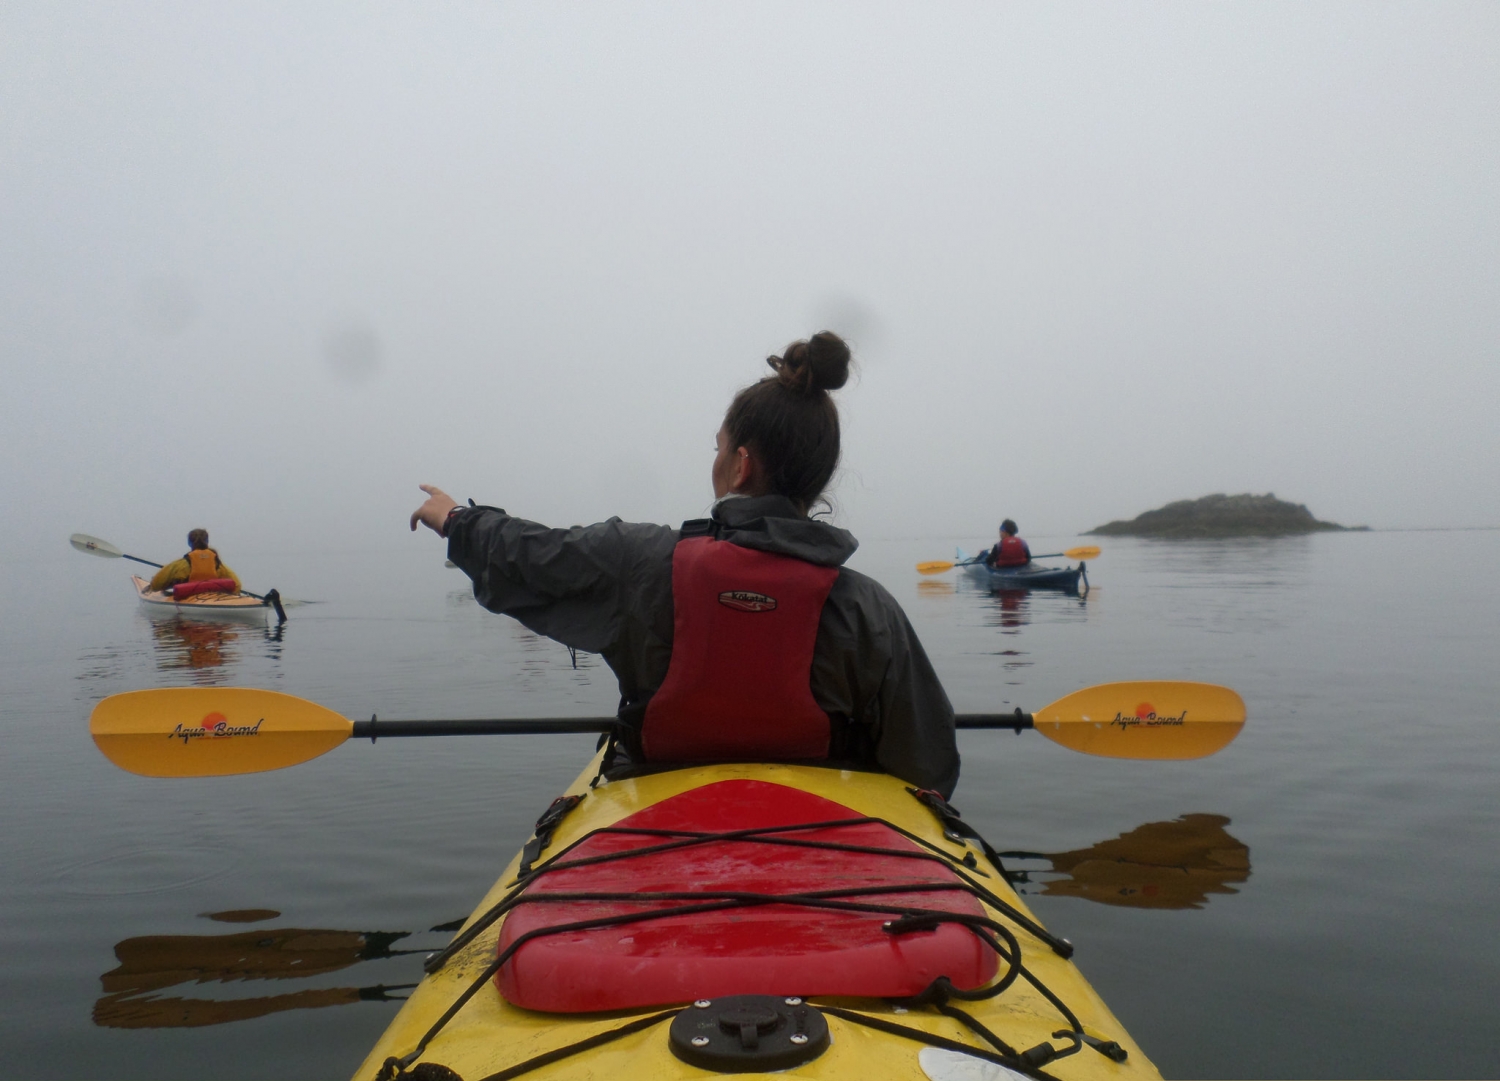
[955,548,1087,593]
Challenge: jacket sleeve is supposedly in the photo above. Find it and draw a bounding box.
[812,573,960,799]
[445,507,676,655]
[149,559,189,592]
[870,609,960,799]
[216,562,242,591]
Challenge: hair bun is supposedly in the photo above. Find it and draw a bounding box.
[767,331,851,396]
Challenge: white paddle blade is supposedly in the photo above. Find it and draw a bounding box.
[71,533,123,558]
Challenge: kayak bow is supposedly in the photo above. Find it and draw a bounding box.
[356,755,1159,1081]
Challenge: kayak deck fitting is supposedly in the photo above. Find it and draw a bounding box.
[357,756,1156,1081]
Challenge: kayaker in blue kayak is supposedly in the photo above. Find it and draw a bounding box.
[148,529,242,594]
[410,332,961,797]
[983,519,1031,568]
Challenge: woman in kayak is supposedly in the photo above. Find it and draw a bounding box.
[983,519,1031,568]
[410,332,959,797]
[148,529,242,594]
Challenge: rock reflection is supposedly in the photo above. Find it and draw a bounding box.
[93,918,421,1029]
[1005,814,1250,910]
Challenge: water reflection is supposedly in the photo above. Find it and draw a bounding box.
[203,908,283,923]
[149,619,240,678]
[145,615,284,683]
[93,911,426,1029]
[990,589,1030,632]
[975,587,1093,636]
[1003,814,1250,910]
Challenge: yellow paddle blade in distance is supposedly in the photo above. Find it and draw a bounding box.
[1062,546,1101,560]
[916,561,956,575]
[1033,681,1246,760]
[90,688,353,777]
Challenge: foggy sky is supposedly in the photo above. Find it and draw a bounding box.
[4,2,1497,565]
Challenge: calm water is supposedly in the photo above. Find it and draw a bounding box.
[2,528,1497,1079]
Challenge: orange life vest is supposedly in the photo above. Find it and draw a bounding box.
[186,548,221,581]
[641,534,838,762]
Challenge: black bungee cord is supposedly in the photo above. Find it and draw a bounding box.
[376,796,1122,1080]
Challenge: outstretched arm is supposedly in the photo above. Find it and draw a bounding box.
[410,483,460,535]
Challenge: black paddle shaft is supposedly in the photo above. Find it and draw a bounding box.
[956,710,1035,731]
[354,717,620,741]
[351,712,1035,740]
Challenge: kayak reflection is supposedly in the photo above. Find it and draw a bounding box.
[990,588,1030,631]
[968,586,1092,634]
[93,923,422,1029]
[1003,813,1250,910]
[148,618,240,677]
[145,615,285,682]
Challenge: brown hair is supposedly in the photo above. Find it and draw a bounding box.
[723,331,851,514]
[187,529,209,550]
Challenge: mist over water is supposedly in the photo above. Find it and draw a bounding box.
[3,3,1499,568]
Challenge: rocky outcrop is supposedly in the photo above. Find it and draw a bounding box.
[1087,493,1363,538]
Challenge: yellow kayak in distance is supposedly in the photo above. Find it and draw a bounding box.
[356,755,1159,1081]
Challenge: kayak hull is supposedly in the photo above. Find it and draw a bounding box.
[956,551,1085,593]
[354,757,1157,1081]
[132,576,267,622]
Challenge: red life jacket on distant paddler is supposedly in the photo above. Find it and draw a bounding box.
[641,533,838,762]
[186,548,222,581]
[994,534,1029,567]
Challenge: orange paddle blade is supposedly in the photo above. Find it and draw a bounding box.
[1033,681,1246,760]
[916,561,956,575]
[90,688,352,778]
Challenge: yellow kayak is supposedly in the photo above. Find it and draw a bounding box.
[355,755,1158,1081]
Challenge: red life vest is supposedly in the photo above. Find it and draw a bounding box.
[994,534,1029,567]
[186,548,221,582]
[170,578,238,599]
[641,535,838,762]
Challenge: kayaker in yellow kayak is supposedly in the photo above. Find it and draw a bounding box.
[983,518,1032,568]
[148,529,242,594]
[411,331,960,796]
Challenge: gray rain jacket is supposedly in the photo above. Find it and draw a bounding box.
[446,494,960,797]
